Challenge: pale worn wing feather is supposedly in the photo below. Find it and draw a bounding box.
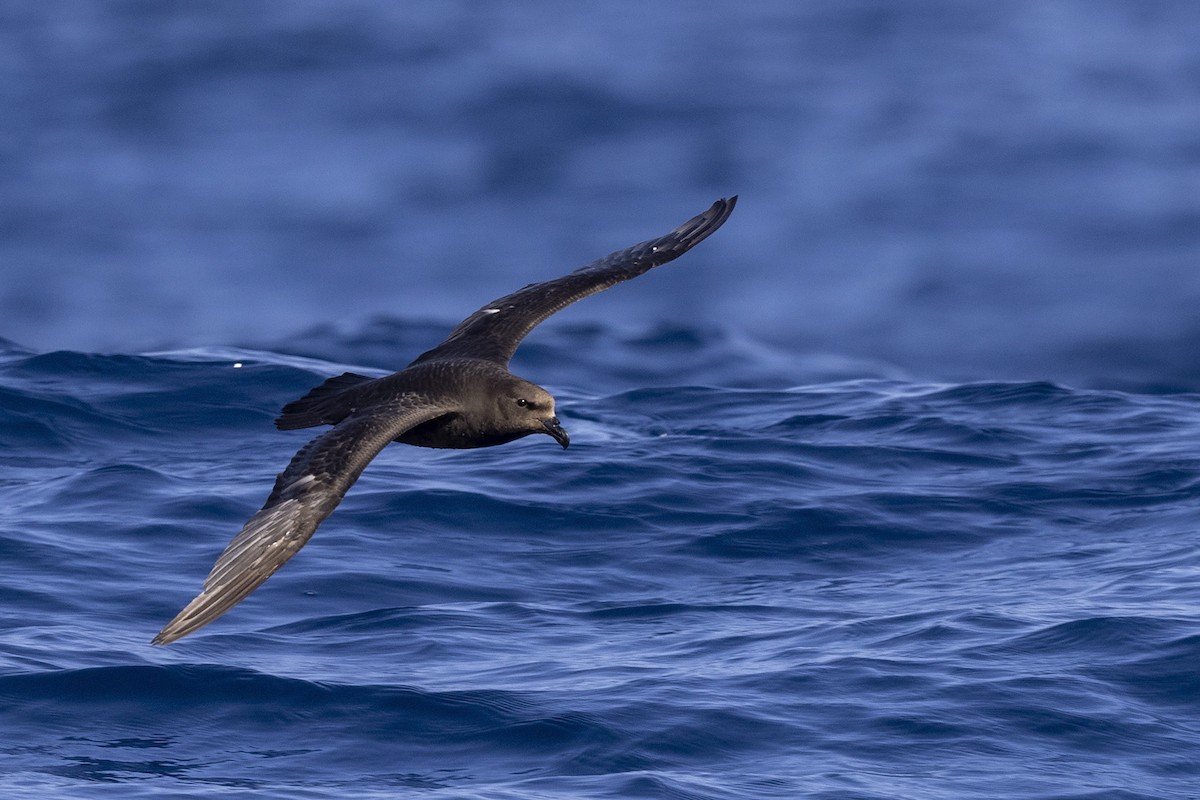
[153,399,452,645]
[410,197,736,366]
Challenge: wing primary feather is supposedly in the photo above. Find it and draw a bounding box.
[410,196,736,366]
[153,401,451,645]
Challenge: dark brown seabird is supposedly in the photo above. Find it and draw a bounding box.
[153,196,737,645]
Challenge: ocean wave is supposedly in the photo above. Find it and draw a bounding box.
[2,325,1200,798]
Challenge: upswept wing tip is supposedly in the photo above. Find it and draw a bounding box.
[670,196,738,251]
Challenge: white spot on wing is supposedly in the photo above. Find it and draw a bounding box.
[481,308,501,315]
[282,474,317,495]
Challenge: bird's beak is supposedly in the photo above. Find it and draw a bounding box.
[543,417,570,449]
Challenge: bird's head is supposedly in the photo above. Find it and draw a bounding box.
[496,378,569,449]
[480,376,568,450]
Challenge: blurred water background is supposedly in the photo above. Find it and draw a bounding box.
[2,2,1200,798]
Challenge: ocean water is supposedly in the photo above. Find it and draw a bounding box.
[2,327,1199,799]
[4,1,1200,798]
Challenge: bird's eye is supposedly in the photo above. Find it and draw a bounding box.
[516,398,528,407]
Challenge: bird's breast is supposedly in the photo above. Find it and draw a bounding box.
[395,412,531,449]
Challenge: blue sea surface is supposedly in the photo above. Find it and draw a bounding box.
[3,328,1200,799]
[3,1,1200,798]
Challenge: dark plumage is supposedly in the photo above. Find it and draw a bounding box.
[153,196,737,644]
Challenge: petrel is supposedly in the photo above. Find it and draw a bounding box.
[153,197,737,644]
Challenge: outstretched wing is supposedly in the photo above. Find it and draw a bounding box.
[410,196,737,367]
[153,399,452,645]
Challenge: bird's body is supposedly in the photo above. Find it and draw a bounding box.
[154,196,736,645]
[276,359,560,449]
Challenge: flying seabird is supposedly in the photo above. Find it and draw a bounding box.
[153,196,737,645]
